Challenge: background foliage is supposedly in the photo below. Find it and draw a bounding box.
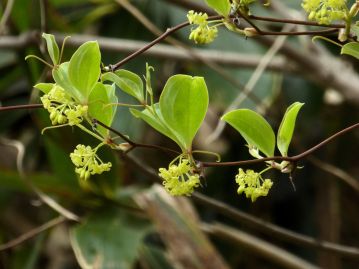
[0,0,359,268]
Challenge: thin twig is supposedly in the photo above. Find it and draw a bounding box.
[0,216,66,251]
[0,104,43,111]
[94,119,180,155]
[202,122,359,167]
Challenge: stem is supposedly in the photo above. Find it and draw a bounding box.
[107,16,222,70]
[0,104,43,111]
[202,122,359,167]
[77,123,104,142]
[249,15,345,29]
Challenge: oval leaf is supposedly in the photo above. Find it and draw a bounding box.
[88,82,115,137]
[102,70,144,102]
[130,104,182,148]
[222,109,275,157]
[204,0,230,16]
[159,75,208,150]
[277,102,304,156]
[68,41,101,98]
[52,62,83,102]
[341,42,359,60]
[42,33,59,65]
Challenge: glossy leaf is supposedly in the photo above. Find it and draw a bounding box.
[42,33,60,65]
[159,75,208,150]
[52,62,83,101]
[102,70,144,102]
[277,102,304,156]
[204,0,230,16]
[70,209,149,269]
[34,83,54,94]
[341,42,359,60]
[222,109,275,157]
[88,82,115,136]
[68,41,101,99]
[130,104,182,147]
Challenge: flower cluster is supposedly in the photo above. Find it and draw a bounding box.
[235,168,273,202]
[302,0,347,24]
[41,85,88,126]
[70,144,112,180]
[159,158,201,196]
[187,10,218,44]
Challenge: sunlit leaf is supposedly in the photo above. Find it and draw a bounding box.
[52,62,83,101]
[204,0,230,16]
[222,109,275,157]
[102,70,144,102]
[277,102,304,156]
[341,42,359,60]
[88,83,114,137]
[68,41,101,99]
[42,33,60,65]
[34,83,54,94]
[159,75,208,150]
[130,104,181,146]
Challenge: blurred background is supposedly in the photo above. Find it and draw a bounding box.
[0,0,359,268]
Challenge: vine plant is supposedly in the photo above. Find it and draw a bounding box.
[3,0,359,202]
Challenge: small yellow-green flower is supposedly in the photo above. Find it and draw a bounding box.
[159,159,201,196]
[187,10,218,44]
[70,144,112,180]
[235,168,273,202]
[302,0,348,24]
[40,85,87,126]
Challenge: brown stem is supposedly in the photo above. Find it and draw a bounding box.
[0,104,43,111]
[202,122,359,167]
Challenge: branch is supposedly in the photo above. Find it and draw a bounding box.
[0,104,43,111]
[0,216,66,251]
[202,122,359,167]
[202,222,320,269]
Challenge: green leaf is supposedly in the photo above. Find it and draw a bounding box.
[52,62,83,101]
[341,42,359,60]
[130,104,182,147]
[351,25,359,41]
[222,109,275,157]
[68,41,101,99]
[42,33,60,65]
[34,83,54,94]
[88,82,115,137]
[277,102,304,156]
[102,70,144,102]
[159,75,208,150]
[204,0,230,16]
[70,209,149,269]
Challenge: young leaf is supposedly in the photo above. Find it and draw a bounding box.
[102,70,144,103]
[34,83,54,94]
[68,41,101,99]
[341,42,359,60]
[204,0,230,16]
[52,62,83,102]
[42,33,60,65]
[130,104,183,148]
[222,109,275,157]
[88,82,114,137]
[159,75,208,150]
[277,102,304,156]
